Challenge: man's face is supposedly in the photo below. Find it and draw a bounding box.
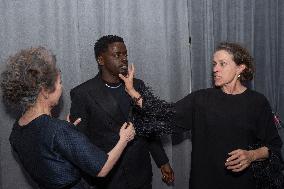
[99,42,128,77]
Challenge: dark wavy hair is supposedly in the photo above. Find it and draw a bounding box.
[94,35,124,72]
[215,42,254,82]
[1,47,58,111]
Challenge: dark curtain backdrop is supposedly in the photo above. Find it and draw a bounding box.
[0,0,283,189]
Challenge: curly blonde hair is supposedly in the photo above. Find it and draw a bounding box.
[1,47,58,111]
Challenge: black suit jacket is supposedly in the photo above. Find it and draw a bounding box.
[70,74,169,189]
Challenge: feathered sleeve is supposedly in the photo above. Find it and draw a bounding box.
[249,97,284,189]
[131,84,175,137]
[249,144,284,189]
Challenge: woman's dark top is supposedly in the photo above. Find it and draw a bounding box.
[9,114,108,189]
[175,88,282,189]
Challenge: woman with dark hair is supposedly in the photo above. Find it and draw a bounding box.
[1,47,135,189]
[173,42,283,189]
[121,42,283,189]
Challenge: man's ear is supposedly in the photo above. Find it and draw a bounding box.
[98,56,104,66]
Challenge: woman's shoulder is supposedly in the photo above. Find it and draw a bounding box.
[246,89,268,101]
[245,89,271,107]
[48,116,73,128]
[10,115,72,143]
[38,115,74,133]
[246,88,264,96]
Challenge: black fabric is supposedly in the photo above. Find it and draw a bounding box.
[70,74,169,189]
[249,144,284,189]
[9,115,108,189]
[105,83,131,119]
[175,88,283,189]
[132,85,175,137]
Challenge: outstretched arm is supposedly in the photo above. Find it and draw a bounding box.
[119,64,175,136]
[98,122,136,177]
[56,122,135,177]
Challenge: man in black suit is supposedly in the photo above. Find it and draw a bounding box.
[70,35,174,189]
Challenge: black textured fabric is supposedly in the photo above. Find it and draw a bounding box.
[132,85,175,137]
[105,83,131,120]
[175,88,283,189]
[9,115,108,189]
[249,144,284,189]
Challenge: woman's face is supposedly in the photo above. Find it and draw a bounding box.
[212,50,244,87]
[48,74,63,107]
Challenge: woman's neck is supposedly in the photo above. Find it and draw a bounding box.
[19,103,51,126]
[221,81,246,95]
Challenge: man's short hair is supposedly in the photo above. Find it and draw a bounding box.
[94,35,124,61]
